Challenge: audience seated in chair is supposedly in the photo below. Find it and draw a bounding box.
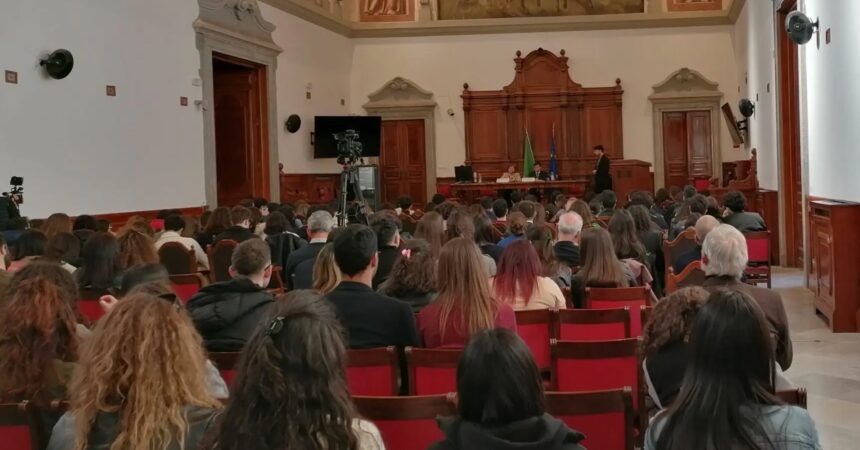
[378,239,438,313]
[700,225,792,371]
[554,211,583,268]
[416,211,445,257]
[722,190,767,233]
[669,193,707,240]
[673,215,719,275]
[155,214,210,270]
[528,225,572,288]
[448,207,496,277]
[429,328,586,450]
[474,214,504,262]
[301,242,339,295]
[498,212,528,249]
[492,198,509,224]
[43,232,80,274]
[263,211,307,288]
[492,239,566,310]
[75,232,123,292]
[116,228,159,270]
[397,195,417,218]
[569,228,636,309]
[644,290,820,450]
[597,190,618,217]
[370,214,403,288]
[186,239,274,352]
[418,237,516,348]
[7,229,46,273]
[326,225,418,349]
[628,191,669,230]
[213,206,256,245]
[196,206,232,250]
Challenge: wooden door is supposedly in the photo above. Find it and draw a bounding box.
[379,119,426,205]
[662,111,712,188]
[778,0,803,268]
[213,55,269,206]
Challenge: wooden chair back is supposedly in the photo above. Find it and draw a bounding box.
[353,395,457,450]
[585,286,652,337]
[158,242,196,275]
[744,231,772,288]
[515,309,555,370]
[665,261,706,294]
[207,240,238,283]
[545,389,635,450]
[169,273,209,304]
[209,352,241,390]
[555,308,631,341]
[662,228,697,280]
[776,388,808,409]
[0,402,40,450]
[640,306,653,332]
[406,347,462,396]
[346,347,400,396]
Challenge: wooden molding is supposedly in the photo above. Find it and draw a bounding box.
[94,206,207,231]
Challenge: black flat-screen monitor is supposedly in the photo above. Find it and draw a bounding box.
[314,116,382,159]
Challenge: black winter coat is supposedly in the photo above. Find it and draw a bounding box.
[186,277,274,352]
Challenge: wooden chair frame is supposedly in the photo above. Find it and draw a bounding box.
[158,241,197,275]
[554,307,632,340]
[207,239,238,283]
[662,228,697,281]
[347,346,401,396]
[405,347,462,396]
[585,286,652,308]
[665,260,705,294]
[776,388,808,409]
[168,273,209,302]
[544,389,635,450]
[744,231,772,288]
[353,394,457,420]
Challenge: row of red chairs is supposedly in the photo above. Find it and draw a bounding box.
[663,228,772,289]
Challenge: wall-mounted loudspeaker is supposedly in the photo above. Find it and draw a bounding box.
[739,99,755,118]
[40,49,74,80]
[785,11,819,45]
[285,114,301,133]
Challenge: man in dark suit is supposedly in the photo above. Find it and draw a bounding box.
[326,225,419,349]
[213,205,256,245]
[553,211,582,267]
[722,190,767,232]
[673,215,719,274]
[700,224,792,371]
[284,210,333,289]
[592,144,612,194]
[532,162,550,181]
[370,215,402,288]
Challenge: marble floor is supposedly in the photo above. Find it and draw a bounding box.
[774,267,860,450]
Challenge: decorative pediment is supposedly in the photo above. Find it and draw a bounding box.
[195,0,281,53]
[504,48,583,92]
[650,67,721,100]
[363,77,437,110]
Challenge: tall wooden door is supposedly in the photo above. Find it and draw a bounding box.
[213,54,269,206]
[662,110,713,188]
[778,0,803,268]
[379,119,426,204]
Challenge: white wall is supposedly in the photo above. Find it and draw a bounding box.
[349,27,742,178]
[802,0,860,202]
[732,0,779,190]
[261,3,354,175]
[0,0,205,218]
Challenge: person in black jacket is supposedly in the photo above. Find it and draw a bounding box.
[554,211,582,268]
[369,215,402,289]
[592,144,612,194]
[213,205,256,245]
[430,328,586,450]
[186,238,274,352]
[326,225,418,349]
[280,210,332,289]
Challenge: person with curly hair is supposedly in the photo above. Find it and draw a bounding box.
[378,239,437,313]
[116,228,159,270]
[48,292,221,450]
[199,291,384,450]
[722,190,766,232]
[641,287,710,409]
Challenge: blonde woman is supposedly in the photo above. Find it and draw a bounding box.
[312,243,341,294]
[47,293,221,450]
[116,228,159,269]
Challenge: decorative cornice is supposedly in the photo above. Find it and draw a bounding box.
[197,0,282,52]
[650,67,722,100]
[364,77,437,110]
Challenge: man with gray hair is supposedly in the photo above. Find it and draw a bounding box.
[701,224,792,370]
[553,211,583,267]
[673,215,720,274]
[284,210,334,289]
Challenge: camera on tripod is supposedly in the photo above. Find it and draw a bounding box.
[2,176,23,204]
[334,129,363,166]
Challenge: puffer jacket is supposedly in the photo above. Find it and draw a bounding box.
[186,277,274,352]
[428,414,587,450]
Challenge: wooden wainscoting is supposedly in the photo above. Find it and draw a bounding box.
[280,174,339,204]
[756,189,780,265]
[95,206,207,232]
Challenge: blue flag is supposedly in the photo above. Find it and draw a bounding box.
[549,124,558,177]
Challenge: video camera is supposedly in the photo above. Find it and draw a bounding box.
[334,129,363,166]
[2,176,23,204]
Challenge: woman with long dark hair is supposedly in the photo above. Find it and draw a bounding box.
[608,210,646,262]
[430,328,585,450]
[474,214,504,263]
[645,290,822,450]
[41,213,72,240]
[570,200,600,230]
[75,232,123,292]
[378,239,437,313]
[569,228,634,308]
[200,291,384,450]
[491,239,565,311]
[415,211,445,257]
[196,206,232,249]
[526,224,572,288]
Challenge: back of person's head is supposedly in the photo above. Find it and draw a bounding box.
[398,196,413,210]
[9,217,29,231]
[121,215,154,237]
[41,213,72,239]
[73,215,98,232]
[436,237,498,338]
[608,210,645,261]
[473,214,498,245]
[684,213,702,229]
[517,201,536,220]
[334,225,377,277]
[493,239,542,306]
[201,291,361,450]
[525,225,558,274]
[264,211,288,235]
[694,215,720,243]
[312,243,341,295]
[467,204,485,219]
[378,239,437,298]
[480,197,494,211]
[415,211,444,256]
[492,198,508,218]
[78,232,121,291]
[570,200,595,226]
[689,194,708,215]
[116,228,158,269]
[533,203,547,225]
[371,216,400,248]
[95,219,111,233]
[600,190,617,210]
[579,228,628,287]
[163,214,185,232]
[435,202,456,221]
[683,185,697,199]
[307,210,334,235]
[446,208,475,241]
[14,229,47,260]
[230,238,272,277]
[723,190,747,213]
[656,289,780,450]
[628,191,654,209]
[432,193,446,205]
[642,287,710,354]
[44,231,81,265]
[628,205,653,234]
[253,197,268,209]
[205,206,233,234]
[655,188,671,205]
[120,263,170,296]
[507,212,528,236]
[71,292,218,450]
[457,328,544,426]
[701,224,748,279]
[510,190,523,205]
[0,261,80,401]
[557,211,583,238]
[231,205,252,227]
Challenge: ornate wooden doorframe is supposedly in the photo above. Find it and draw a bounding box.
[650,68,724,189]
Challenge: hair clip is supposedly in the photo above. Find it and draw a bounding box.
[401,248,412,260]
[266,316,285,337]
[158,292,182,310]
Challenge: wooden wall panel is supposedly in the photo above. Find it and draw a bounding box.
[94,206,207,232]
[582,104,621,159]
[280,174,338,204]
[687,110,712,178]
[465,107,509,162]
[662,112,688,187]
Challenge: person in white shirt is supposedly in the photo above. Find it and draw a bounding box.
[155,215,210,270]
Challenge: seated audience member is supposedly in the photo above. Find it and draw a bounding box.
[155,214,210,270]
[371,215,402,288]
[8,229,48,272]
[528,225,572,288]
[701,225,792,370]
[44,232,81,273]
[641,287,710,410]
[722,190,767,232]
[430,328,586,450]
[41,213,72,240]
[480,197,497,221]
[630,205,663,269]
[200,291,384,450]
[271,211,315,287]
[182,216,201,239]
[644,290,821,450]
[120,215,155,238]
[705,195,723,220]
[670,194,707,239]
[474,214,504,263]
[116,228,159,269]
[569,228,634,308]
[197,206,232,249]
[418,237,516,348]
[533,202,547,226]
[416,211,445,256]
[2,217,28,248]
[492,239,566,310]
[432,193,447,205]
[498,212,528,249]
[213,205,256,244]
[492,198,509,223]
[653,188,676,226]
[378,239,438,313]
[76,232,123,292]
[598,190,617,217]
[628,191,668,230]
[310,243,340,294]
[0,235,10,292]
[117,263,172,297]
[248,207,265,237]
[609,211,649,285]
[517,201,537,224]
[673,215,719,275]
[397,195,416,217]
[510,191,523,209]
[448,208,496,276]
[71,215,98,245]
[48,292,221,450]
[327,225,419,349]
[186,239,275,352]
[570,200,600,230]
[95,218,111,233]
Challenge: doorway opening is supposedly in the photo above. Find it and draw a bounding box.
[212,52,270,207]
[661,110,714,188]
[379,119,427,205]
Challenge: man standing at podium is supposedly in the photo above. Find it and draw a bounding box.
[592,144,612,194]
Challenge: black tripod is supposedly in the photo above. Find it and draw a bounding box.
[337,164,368,227]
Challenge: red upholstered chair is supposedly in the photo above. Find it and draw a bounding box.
[169,273,209,304]
[777,388,808,409]
[0,402,40,450]
[353,395,457,450]
[346,347,400,396]
[78,288,107,324]
[555,308,631,341]
[691,177,711,192]
[406,347,462,395]
[585,287,652,337]
[545,389,635,450]
[744,231,772,288]
[209,352,241,391]
[150,219,165,232]
[207,240,238,283]
[515,309,555,371]
[640,306,653,333]
[665,261,706,294]
[158,242,196,275]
